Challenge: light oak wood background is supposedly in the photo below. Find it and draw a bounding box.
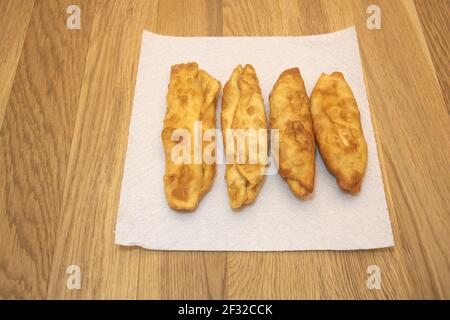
[0,0,448,299]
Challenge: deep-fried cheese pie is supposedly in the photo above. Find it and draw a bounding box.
[221,64,268,209]
[310,72,368,193]
[161,62,221,211]
[269,68,315,198]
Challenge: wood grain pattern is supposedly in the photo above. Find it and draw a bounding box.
[46,0,149,299]
[415,0,450,112]
[0,0,95,299]
[0,0,35,130]
[156,0,222,36]
[0,0,449,299]
[352,0,450,298]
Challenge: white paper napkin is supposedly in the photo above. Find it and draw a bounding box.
[115,27,394,251]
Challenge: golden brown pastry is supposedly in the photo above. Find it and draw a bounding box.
[310,72,368,193]
[221,65,268,208]
[161,62,221,211]
[269,68,315,198]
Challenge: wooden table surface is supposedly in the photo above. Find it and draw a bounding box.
[0,0,449,300]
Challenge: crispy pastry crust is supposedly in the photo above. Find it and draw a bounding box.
[269,68,315,198]
[161,62,221,211]
[221,65,268,209]
[310,72,368,193]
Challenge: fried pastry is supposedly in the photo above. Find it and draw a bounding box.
[161,62,221,211]
[221,65,268,208]
[269,68,315,198]
[310,72,368,193]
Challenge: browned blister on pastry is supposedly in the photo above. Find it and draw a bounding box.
[269,68,315,198]
[310,72,368,193]
[161,62,221,211]
[221,65,268,209]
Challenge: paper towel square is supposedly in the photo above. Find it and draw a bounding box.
[115,27,394,251]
